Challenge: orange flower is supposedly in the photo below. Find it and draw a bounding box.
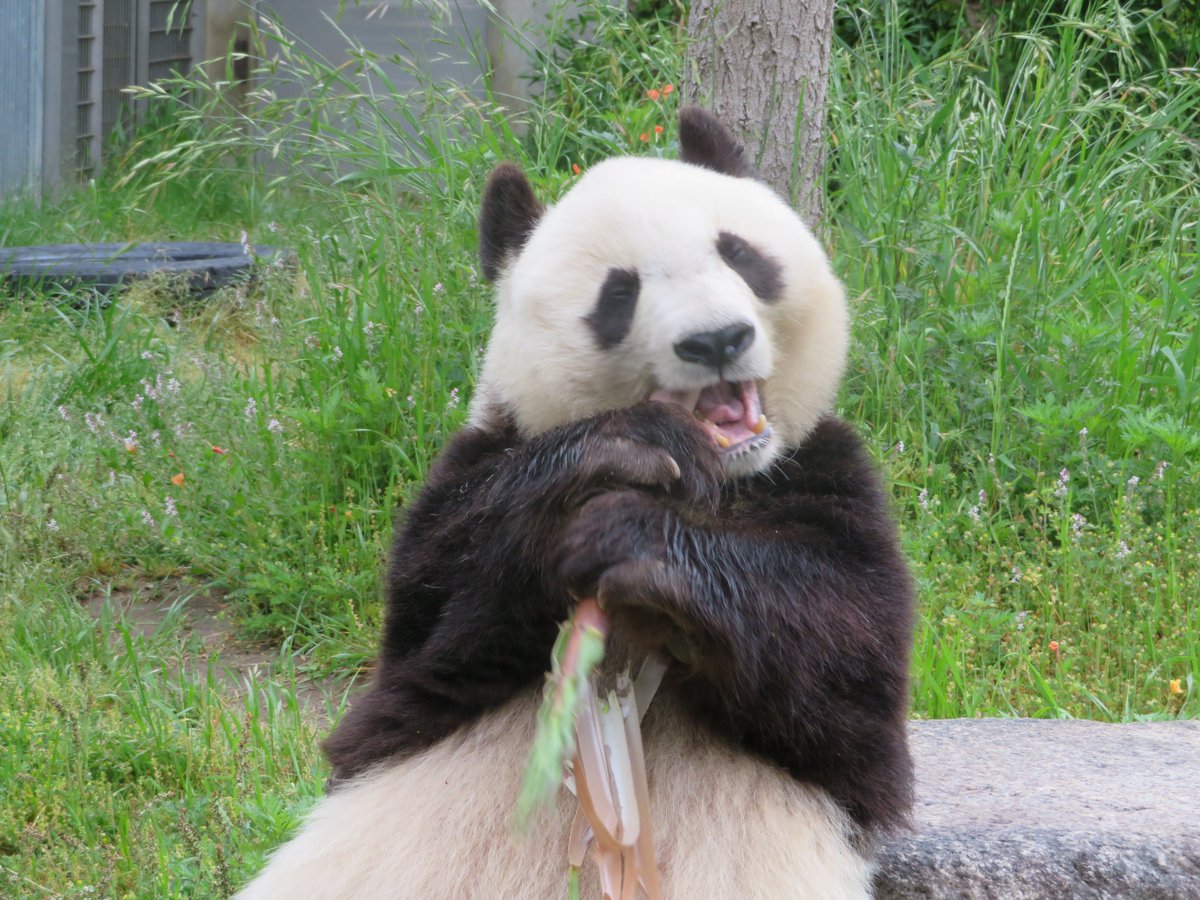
[1169,679,1184,695]
[646,88,660,100]
[211,445,228,455]
[171,473,185,487]
[662,83,674,95]
[1048,640,1060,653]
[124,441,137,454]
[572,163,581,176]
[654,125,664,135]
[639,133,650,142]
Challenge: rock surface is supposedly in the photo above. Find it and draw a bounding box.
[875,718,1200,898]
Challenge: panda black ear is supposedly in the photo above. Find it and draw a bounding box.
[678,107,758,179]
[479,163,545,282]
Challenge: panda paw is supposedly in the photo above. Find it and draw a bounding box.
[557,489,666,594]
[557,489,696,628]
[580,401,722,507]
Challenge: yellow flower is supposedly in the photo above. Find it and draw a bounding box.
[1169,679,1183,695]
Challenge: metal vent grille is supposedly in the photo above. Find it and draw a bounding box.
[102,0,137,147]
[148,1,194,83]
[70,0,200,181]
[76,0,100,179]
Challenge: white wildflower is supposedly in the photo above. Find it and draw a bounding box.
[1054,468,1070,498]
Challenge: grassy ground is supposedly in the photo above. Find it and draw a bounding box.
[2,0,1197,895]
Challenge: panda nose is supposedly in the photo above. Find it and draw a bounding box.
[674,322,756,369]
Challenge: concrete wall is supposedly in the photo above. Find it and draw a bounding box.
[486,0,619,115]
[256,0,491,103]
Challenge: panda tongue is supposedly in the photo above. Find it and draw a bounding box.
[648,382,763,447]
[700,381,762,444]
[696,381,745,425]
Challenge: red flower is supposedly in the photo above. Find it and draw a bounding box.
[211,445,228,455]
[654,125,664,135]
[646,88,660,100]
[572,163,581,176]
[639,133,650,143]
[662,83,674,95]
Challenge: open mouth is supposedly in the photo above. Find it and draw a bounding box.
[649,380,773,457]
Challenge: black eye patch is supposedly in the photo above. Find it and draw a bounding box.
[717,231,783,303]
[585,268,640,349]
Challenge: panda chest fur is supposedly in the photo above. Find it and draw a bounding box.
[239,691,874,900]
[238,107,913,900]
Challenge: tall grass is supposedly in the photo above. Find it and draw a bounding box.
[829,0,1199,719]
[1,0,1196,894]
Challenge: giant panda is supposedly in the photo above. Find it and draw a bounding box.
[238,107,914,899]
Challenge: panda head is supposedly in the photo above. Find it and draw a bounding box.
[469,108,849,478]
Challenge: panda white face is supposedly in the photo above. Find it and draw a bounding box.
[471,150,849,479]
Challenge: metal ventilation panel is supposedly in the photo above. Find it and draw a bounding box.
[147,1,196,83]
[102,0,137,146]
[75,0,102,180]
[0,2,45,195]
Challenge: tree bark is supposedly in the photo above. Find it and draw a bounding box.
[685,0,836,228]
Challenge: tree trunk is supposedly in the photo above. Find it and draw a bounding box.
[685,0,836,228]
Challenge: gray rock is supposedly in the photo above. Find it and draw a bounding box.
[875,719,1200,898]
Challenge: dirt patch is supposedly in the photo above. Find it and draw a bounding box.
[80,575,345,724]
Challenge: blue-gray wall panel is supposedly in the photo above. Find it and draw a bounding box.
[0,1,46,196]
